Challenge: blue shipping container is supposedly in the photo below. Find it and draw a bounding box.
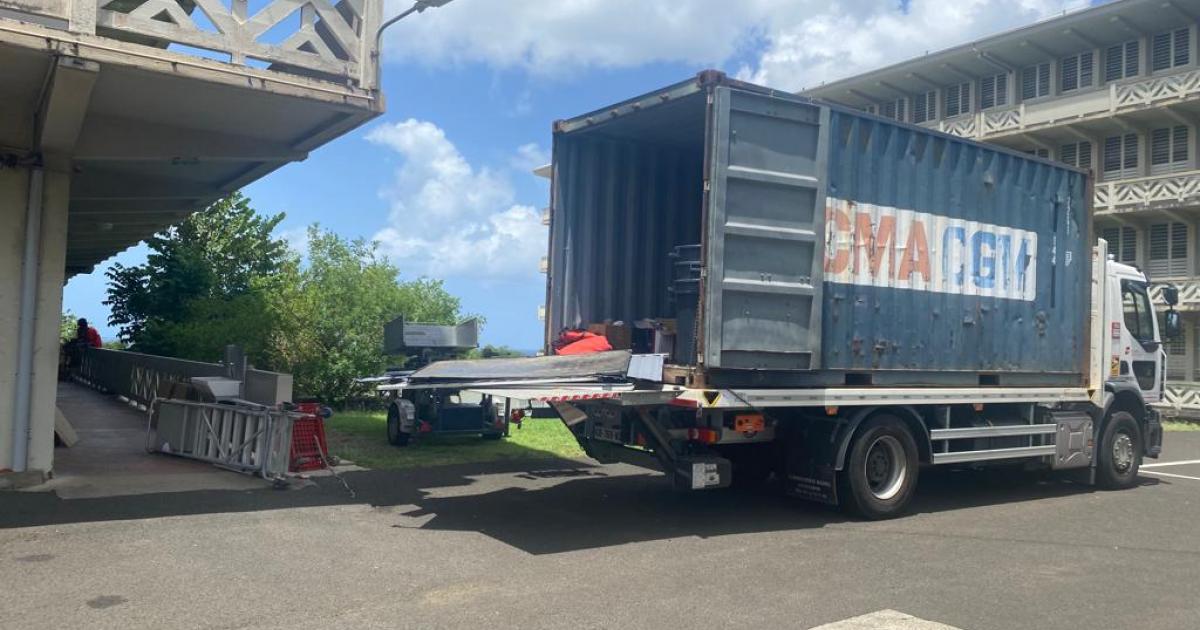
[547,72,1090,387]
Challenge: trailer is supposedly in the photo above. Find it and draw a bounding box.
[361,317,512,445]
[397,72,1181,519]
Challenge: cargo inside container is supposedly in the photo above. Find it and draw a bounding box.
[548,88,709,365]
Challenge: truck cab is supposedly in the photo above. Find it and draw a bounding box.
[1108,260,1170,404]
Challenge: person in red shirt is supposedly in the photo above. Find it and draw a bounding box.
[76,318,102,348]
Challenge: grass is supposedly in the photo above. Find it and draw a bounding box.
[325,411,585,470]
[1164,420,1200,432]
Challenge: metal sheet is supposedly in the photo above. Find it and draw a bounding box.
[408,350,632,382]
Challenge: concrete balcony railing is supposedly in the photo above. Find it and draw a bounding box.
[1157,381,1200,418]
[1150,280,1200,311]
[0,0,380,90]
[925,67,1200,142]
[1094,170,1200,215]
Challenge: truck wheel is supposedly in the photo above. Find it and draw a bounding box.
[386,404,411,447]
[1096,411,1140,490]
[839,415,919,519]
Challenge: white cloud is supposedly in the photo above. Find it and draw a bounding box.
[511,142,550,172]
[276,225,310,259]
[385,0,1093,89]
[366,119,547,279]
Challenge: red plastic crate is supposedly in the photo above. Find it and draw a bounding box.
[289,403,329,472]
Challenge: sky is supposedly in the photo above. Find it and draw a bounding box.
[62,0,1095,352]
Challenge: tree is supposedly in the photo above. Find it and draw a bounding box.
[60,311,78,343]
[468,345,526,359]
[267,226,463,405]
[105,192,289,363]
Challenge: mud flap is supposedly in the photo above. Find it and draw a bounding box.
[783,418,840,506]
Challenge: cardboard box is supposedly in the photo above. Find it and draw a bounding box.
[587,322,632,350]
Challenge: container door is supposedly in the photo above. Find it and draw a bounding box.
[702,87,828,370]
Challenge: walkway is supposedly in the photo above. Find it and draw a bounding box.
[35,382,267,499]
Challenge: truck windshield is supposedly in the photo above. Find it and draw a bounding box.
[1121,280,1156,344]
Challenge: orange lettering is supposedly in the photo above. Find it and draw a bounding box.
[897,219,931,282]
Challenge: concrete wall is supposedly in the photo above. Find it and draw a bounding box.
[0,166,69,475]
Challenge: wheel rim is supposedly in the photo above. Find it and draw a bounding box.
[1112,431,1135,473]
[864,435,907,501]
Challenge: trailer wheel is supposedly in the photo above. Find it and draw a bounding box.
[386,403,411,447]
[839,415,919,519]
[1096,411,1141,490]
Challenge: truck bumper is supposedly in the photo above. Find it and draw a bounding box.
[1144,406,1163,459]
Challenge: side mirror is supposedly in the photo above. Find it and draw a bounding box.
[1164,309,1183,340]
[1162,285,1180,307]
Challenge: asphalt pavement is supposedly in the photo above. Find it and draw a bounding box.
[2,432,1199,630]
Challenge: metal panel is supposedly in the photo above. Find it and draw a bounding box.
[703,87,828,369]
[1052,411,1094,469]
[932,445,1055,465]
[820,108,1090,380]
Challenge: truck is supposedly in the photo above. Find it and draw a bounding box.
[395,71,1181,519]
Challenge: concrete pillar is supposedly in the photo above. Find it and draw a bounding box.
[0,166,69,479]
[0,167,29,473]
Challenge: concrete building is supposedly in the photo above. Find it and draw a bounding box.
[804,0,1200,417]
[1,0,383,482]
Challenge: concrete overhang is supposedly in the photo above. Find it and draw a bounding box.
[803,0,1196,106]
[0,16,382,276]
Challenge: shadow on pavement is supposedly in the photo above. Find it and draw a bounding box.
[0,455,1167,554]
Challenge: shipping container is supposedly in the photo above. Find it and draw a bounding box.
[545,71,1091,388]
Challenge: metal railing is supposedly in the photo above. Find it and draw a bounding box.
[73,347,226,407]
[72,347,292,407]
[0,0,381,89]
[148,398,295,479]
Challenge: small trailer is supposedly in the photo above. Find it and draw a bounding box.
[393,72,1180,519]
[360,317,511,446]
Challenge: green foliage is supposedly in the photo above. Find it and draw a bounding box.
[105,192,289,363]
[467,344,527,359]
[267,227,463,405]
[103,194,467,406]
[60,311,78,343]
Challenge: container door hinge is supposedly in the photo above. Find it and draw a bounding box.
[704,180,711,192]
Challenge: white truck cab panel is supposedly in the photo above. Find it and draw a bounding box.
[1106,261,1164,404]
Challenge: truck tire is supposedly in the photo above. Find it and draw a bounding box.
[387,403,411,447]
[1096,410,1141,490]
[839,415,920,519]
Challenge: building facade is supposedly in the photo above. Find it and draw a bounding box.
[0,0,382,481]
[805,0,1200,417]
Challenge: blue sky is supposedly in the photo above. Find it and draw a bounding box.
[63,0,1093,351]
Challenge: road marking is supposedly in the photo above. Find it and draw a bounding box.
[1142,470,1200,481]
[1142,459,1200,469]
[809,609,962,630]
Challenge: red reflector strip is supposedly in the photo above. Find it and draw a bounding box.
[539,392,621,402]
[686,428,720,444]
[669,398,699,408]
